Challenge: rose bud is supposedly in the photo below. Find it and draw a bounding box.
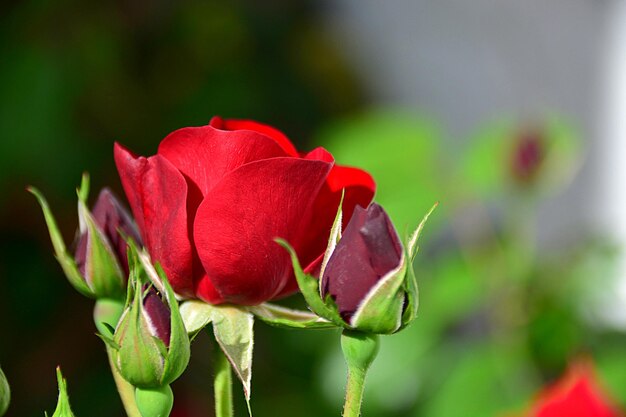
[107,247,190,390]
[510,129,545,185]
[279,201,437,334]
[30,175,142,300]
[525,362,620,417]
[73,187,142,299]
[114,117,375,305]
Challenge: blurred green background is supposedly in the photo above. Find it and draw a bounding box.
[1,1,624,416]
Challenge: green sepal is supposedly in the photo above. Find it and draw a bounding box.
[247,303,337,329]
[0,366,9,417]
[76,172,89,205]
[47,368,75,417]
[407,202,438,261]
[400,248,419,329]
[400,202,437,329]
[275,239,345,327]
[152,263,191,387]
[77,200,125,299]
[350,254,408,334]
[210,305,255,413]
[28,187,93,298]
[318,190,345,284]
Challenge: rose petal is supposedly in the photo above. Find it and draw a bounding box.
[143,286,171,347]
[210,116,300,157]
[114,143,222,302]
[158,124,289,196]
[193,157,332,305]
[321,203,403,319]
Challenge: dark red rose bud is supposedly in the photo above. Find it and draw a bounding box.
[322,203,403,320]
[142,286,171,347]
[511,130,545,184]
[74,188,142,277]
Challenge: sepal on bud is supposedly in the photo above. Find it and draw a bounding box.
[280,201,437,334]
[29,174,141,299]
[107,244,190,389]
[0,366,9,416]
[46,368,75,417]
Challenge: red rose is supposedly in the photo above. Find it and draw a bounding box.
[114,117,375,305]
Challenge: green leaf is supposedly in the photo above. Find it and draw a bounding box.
[247,303,337,329]
[0,366,9,416]
[275,238,344,327]
[28,187,93,298]
[350,254,408,334]
[49,368,75,417]
[210,306,255,404]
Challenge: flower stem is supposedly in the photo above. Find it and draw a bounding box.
[214,342,233,417]
[343,366,367,417]
[107,347,142,417]
[94,298,142,417]
[341,331,379,417]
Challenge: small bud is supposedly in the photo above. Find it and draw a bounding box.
[74,188,142,298]
[48,368,75,417]
[30,175,142,300]
[281,201,435,334]
[110,249,190,389]
[0,366,9,416]
[510,129,545,185]
[322,203,404,322]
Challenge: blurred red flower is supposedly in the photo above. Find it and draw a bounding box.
[527,362,621,417]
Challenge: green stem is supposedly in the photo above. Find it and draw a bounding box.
[107,348,142,417]
[94,298,142,417]
[340,331,379,417]
[343,366,367,417]
[214,343,233,417]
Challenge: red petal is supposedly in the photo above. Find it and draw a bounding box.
[158,125,289,197]
[114,143,222,302]
[193,157,332,305]
[209,116,300,157]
